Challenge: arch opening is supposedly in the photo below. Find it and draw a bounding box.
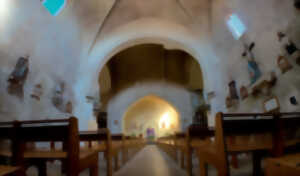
[122,95,181,139]
[98,43,204,111]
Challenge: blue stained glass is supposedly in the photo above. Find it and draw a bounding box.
[226,14,247,40]
[42,0,66,16]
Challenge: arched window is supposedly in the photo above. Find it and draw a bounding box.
[226,14,247,40]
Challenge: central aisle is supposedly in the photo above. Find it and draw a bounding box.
[114,145,187,176]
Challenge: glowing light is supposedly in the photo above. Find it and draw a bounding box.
[159,113,171,129]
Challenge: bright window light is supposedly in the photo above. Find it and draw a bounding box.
[226,14,246,40]
[42,0,66,16]
[159,113,171,129]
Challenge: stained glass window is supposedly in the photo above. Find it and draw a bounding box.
[226,14,246,40]
[42,0,66,16]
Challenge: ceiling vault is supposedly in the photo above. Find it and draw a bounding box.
[88,0,120,54]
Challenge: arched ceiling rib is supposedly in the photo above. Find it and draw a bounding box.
[87,0,212,53]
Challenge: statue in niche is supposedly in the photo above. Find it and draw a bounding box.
[277,32,298,55]
[277,56,293,74]
[31,84,43,101]
[65,101,73,114]
[229,81,239,100]
[242,42,261,85]
[240,86,248,100]
[277,32,300,65]
[51,82,65,112]
[226,96,234,108]
[7,56,29,99]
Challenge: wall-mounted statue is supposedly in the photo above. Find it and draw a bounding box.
[7,56,29,99]
[229,80,239,99]
[65,101,73,114]
[240,86,248,100]
[277,32,300,65]
[31,84,43,101]
[52,82,65,112]
[277,56,293,74]
[242,42,262,84]
[226,96,234,108]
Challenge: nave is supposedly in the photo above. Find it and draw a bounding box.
[25,145,252,176]
[25,146,187,176]
[114,145,186,176]
[1,1,300,176]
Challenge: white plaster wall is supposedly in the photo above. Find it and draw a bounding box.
[106,82,195,134]
[0,0,299,130]
[79,17,226,128]
[210,0,300,114]
[0,0,115,126]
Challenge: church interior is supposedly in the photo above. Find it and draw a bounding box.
[0,0,300,176]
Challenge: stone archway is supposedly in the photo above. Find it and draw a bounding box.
[107,82,193,133]
[122,95,181,139]
[73,18,226,130]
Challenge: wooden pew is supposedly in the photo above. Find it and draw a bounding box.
[265,112,300,176]
[186,125,214,176]
[17,118,98,176]
[175,133,187,169]
[123,135,145,162]
[79,129,112,176]
[157,135,177,160]
[197,112,277,176]
[79,131,145,176]
[0,121,25,176]
[265,153,300,176]
[111,134,124,172]
[157,127,214,176]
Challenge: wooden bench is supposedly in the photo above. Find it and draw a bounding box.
[111,134,124,172]
[265,153,300,176]
[79,129,112,176]
[157,135,177,161]
[197,112,278,176]
[0,122,25,176]
[123,135,145,162]
[16,118,98,176]
[157,126,214,176]
[175,132,187,169]
[265,112,300,176]
[186,125,215,176]
[79,131,145,176]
